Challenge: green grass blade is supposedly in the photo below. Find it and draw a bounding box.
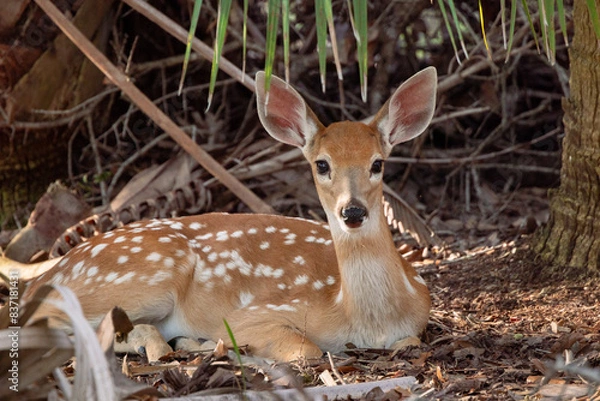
[282,0,290,82]
[223,319,247,394]
[586,0,600,39]
[537,0,555,63]
[315,0,328,92]
[545,0,556,64]
[349,0,368,102]
[323,0,343,82]
[178,0,203,95]
[206,0,233,111]
[520,0,541,53]
[263,0,281,97]
[478,0,492,59]
[505,0,518,62]
[437,0,462,64]
[448,0,469,58]
[556,0,569,47]
[242,0,248,80]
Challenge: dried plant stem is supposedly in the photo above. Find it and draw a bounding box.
[34,0,274,215]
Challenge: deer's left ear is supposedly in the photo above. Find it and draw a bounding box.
[372,67,437,155]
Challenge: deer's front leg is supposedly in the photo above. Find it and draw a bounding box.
[227,317,323,361]
[113,323,172,362]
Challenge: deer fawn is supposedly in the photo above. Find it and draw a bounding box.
[24,67,437,361]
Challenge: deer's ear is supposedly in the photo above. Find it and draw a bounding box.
[372,67,437,155]
[256,71,323,149]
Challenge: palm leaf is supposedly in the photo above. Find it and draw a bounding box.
[348,0,368,101]
[315,0,329,92]
[505,0,518,63]
[262,0,281,98]
[206,0,233,110]
[586,0,600,39]
[282,0,291,82]
[438,0,462,64]
[178,0,203,95]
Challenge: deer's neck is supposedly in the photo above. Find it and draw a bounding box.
[330,214,416,322]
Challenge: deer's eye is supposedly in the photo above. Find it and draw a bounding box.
[315,160,330,175]
[371,159,384,175]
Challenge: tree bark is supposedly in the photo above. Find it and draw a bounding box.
[534,0,600,270]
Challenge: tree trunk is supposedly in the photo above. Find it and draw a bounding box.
[534,0,600,270]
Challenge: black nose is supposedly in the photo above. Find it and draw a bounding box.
[341,201,367,228]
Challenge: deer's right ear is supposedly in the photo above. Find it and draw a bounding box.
[256,71,323,149]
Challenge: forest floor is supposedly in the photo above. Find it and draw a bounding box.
[112,238,600,400]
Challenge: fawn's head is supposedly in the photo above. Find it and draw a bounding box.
[256,69,437,235]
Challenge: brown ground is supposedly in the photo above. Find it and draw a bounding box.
[110,237,599,400]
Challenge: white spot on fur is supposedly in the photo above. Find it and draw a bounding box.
[90,243,108,258]
[163,257,175,268]
[117,255,129,264]
[279,228,290,234]
[87,266,98,277]
[148,270,172,285]
[131,236,143,243]
[248,306,259,311]
[272,268,284,278]
[58,257,69,267]
[202,245,212,253]
[105,272,119,282]
[175,249,187,258]
[159,236,172,243]
[216,231,229,241]
[259,241,270,250]
[103,232,115,238]
[231,230,243,238]
[214,264,226,277]
[305,236,316,243]
[114,272,135,284]
[277,283,286,290]
[247,228,257,234]
[265,226,276,233]
[294,274,309,285]
[219,251,231,259]
[208,252,218,262]
[189,222,204,230]
[313,280,325,290]
[284,233,296,245]
[52,272,66,285]
[196,233,213,240]
[326,276,336,285]
[293,256,306,265]
[146,252,162,262]
[195,265,212,283]
[71,261,85,278]
[324,239,333,246]
[131,247,142,253]
[254,264,273,277]
[266,304,296,312]
[170,221,184,230]
[114,236,126,244]
[239,291,255,308]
